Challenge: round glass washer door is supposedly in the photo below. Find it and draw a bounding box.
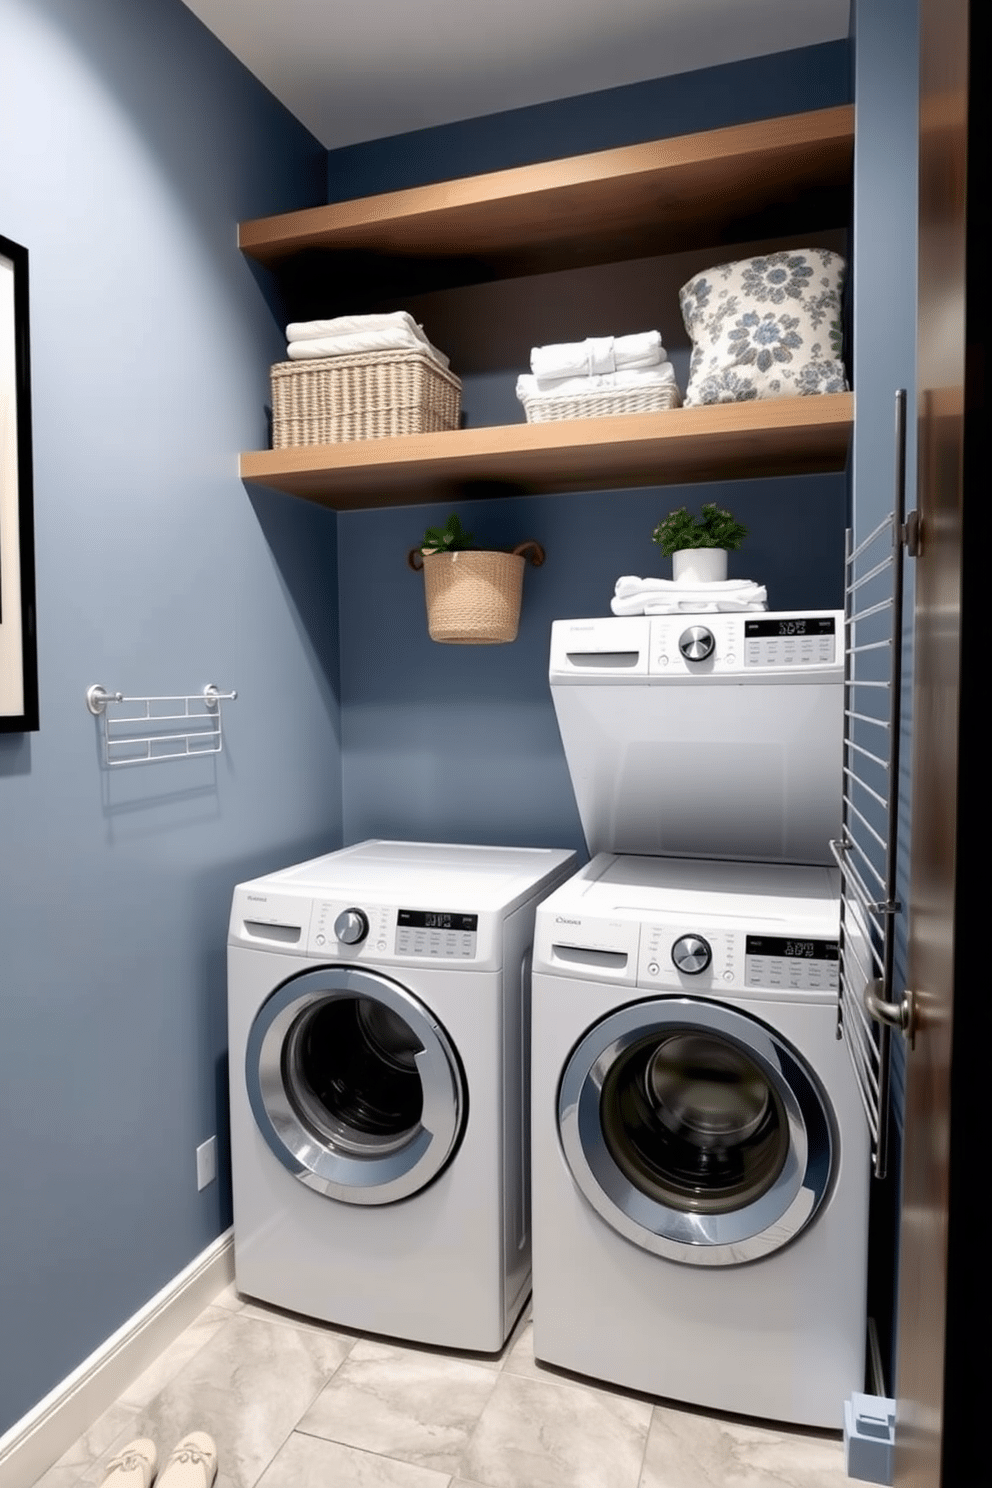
[558,997,834,1266]
[246,966,466,1205]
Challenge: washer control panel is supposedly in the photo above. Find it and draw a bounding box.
[395,909,478,960]
[306,902,479,961]
[743,934,838,992]
[646,611,839,674]
[311,900,392,955]
[636,923,838,998]
[640,923,733,986]
[743,616,837,668]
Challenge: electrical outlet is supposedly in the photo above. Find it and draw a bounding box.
[196,1136,217,1191]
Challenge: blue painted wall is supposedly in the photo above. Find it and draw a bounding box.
[326,40,853,196]
[339,475,847,852]
[0,0,340,1434]
[850,0,920,1393]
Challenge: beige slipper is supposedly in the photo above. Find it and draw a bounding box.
[157,1432,218,1488]
[100,1438,157,1488]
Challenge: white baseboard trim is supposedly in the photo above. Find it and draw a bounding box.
[0,1228,234,1488]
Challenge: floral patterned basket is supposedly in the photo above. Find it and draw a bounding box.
[679,249,849,406]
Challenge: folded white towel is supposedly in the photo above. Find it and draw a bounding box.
[610,576,767,616]
[530,331,665,380]
[640,597,768,614]
[287,327,450,367]
[613,575,764,597]
[286,311,431,345]
[516,363,677,402]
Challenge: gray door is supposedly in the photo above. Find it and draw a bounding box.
[246,966,466,1205]
[558,997,834,1266]
[892,0,971,1479]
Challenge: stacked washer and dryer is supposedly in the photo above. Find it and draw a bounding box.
[530,611,869,1427]
[224,607,867,1425]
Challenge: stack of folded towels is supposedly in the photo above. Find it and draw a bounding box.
[284,311,451,368]
[515,330,678,403]
[610,576,768,615]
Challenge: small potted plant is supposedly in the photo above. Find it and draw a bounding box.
[651,502,748,583]
[408,512,545,645]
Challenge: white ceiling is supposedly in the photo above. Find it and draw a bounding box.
[180,0,850,150]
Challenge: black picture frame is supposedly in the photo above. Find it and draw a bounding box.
[1,232,39,732]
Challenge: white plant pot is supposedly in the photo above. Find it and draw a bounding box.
[672,547,728,584]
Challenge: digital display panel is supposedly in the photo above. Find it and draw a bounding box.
[398,909,479,932]
[746,935,839,960]
[744,617,836,639]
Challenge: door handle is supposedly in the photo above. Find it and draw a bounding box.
[864,978,917,1044]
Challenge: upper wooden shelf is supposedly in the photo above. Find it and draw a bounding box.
[239,105,854,280]
[240,108,853,508]
[240,394,853,510]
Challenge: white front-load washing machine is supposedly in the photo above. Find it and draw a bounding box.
[228,839,575,1351]
[530,853,869,1427]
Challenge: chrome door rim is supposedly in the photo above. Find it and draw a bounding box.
[246,966,465,1205]
[558,997,833,1266]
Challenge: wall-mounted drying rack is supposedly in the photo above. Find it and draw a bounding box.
[831,390,917,1180]
[86,683,238,767]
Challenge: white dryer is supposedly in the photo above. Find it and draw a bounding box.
[228,839,575,1351]
[530,854,869,1428]
[550,611,844,864]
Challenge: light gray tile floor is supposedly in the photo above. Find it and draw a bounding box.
[32,1288,851,1488]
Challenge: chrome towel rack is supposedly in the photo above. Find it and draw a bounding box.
[831,389,917,1180]
[86,683,237,767]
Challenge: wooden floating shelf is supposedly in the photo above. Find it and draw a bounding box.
[240,107,854,511]
[239,106,854,279]
[240,394,853,510]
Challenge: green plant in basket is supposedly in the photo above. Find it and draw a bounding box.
[420,512,476,554]
[651,502,748,557]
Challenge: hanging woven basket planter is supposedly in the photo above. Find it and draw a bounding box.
[407,542,545,644]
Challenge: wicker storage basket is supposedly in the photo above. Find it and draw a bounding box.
[518,378,681,423]
[412,543,543,644]
[271,348,462,447]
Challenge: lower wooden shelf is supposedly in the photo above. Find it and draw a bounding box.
[239,392,853,509]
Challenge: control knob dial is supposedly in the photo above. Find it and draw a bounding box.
[678,625,716,663]
[334,908,369,945]
[671,934,712,975]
